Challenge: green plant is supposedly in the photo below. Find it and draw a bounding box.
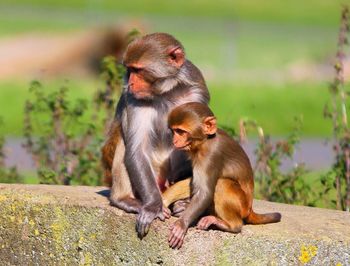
[23,56,123,185]
[94,56,125,132]
[0,117,4,168]
[240,117,315,206]
[0,117,23,183]
[322,5,350,211]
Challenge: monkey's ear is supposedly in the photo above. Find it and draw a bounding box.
[203,116,217,135]
[168,46,185,68]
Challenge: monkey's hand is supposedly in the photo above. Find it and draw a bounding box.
[163,205,171,219]
[168,219,187,249]
[136,204,164,239]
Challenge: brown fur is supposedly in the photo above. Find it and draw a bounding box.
[101,121,135,205]
[162,178,191,207]
[101,121,120,187]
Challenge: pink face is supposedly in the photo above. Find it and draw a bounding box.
[124,44,185,100]
[126,65,153,99]
[171,127,191,151]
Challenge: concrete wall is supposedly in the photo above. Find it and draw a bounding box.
[0,184,349,265]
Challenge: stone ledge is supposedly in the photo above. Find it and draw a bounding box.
[0,183,349,265]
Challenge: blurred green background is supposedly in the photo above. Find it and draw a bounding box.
[1,1,349,209]
[0,0,347,137]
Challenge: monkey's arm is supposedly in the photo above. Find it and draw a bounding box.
[124,146,164,238]
[103,93,143,213]
[169,171,217,249]
[162,178,191,207]
[180,183,214,228]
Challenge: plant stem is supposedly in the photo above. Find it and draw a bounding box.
[345,146,350,211]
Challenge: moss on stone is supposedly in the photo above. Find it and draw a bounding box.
[0,184,349,265]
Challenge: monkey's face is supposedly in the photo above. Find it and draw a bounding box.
[171,126,192,151]
[123,33,185,100]
[125,66,154,99]
[168,103,218,152]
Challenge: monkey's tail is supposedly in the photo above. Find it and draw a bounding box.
[244,210,281,225]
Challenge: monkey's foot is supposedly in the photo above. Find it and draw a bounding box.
[168,219,187,249]
[172,198,190,217]
[196,215,219,230]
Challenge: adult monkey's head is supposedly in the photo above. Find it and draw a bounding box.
[123,33,186,100]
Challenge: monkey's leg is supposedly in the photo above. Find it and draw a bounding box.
[162,181,190,217]
[101,121,120,187]
[160,150,193,217]
[108,129,141,213]
[197,178,243,233]
[162,178,191,207]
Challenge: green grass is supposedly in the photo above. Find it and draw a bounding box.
[210,82,332,137]
[1,0,345,26]
[0,1,339,90]
[0,79,99,136]
[150,19,337,73]
[0,3,338,79]
[22,172,38,184]
[0,79,332,137]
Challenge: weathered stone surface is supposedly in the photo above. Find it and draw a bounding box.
[0,183,349,265]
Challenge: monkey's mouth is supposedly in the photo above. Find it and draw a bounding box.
[130,90,153,100]
[174,143,191,151]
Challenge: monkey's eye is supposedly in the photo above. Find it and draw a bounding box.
[129,67,142,74]
[173,128,186,136]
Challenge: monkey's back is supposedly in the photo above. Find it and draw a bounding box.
[215,129,254,196]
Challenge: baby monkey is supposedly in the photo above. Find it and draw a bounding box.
[164,102,281,249]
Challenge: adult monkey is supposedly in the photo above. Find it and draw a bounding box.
[101,33,210,238]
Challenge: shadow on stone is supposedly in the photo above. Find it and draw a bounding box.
[96,189,110,198]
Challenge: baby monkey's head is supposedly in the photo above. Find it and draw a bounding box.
[168,102,217,151]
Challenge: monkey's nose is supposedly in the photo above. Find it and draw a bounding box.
[127,84,134,93]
